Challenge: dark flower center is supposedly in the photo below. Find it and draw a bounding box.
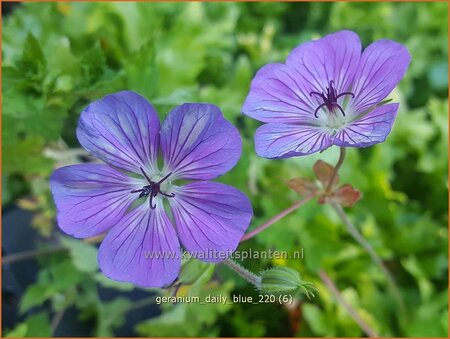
[131,167,175,209]
[310,80,355,118]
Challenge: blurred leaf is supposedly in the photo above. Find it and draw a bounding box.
[21,258,86,313]
[96,298,132,337]
[6,312,52,338]
[2,137,52,174]
[302,303,328,336]
[24,312,52,337]
[402,256,434,301]
[406,290,448,337]
[136,281,233,337]
[21,33,45,76]
[428,61,448,90]
[93,273,135,291]
[20,284,54,313]
[61,237,99,273]
[125,41,157,99]
[178,256,215,286]
[80,43,107,83]
[4,324,28,338]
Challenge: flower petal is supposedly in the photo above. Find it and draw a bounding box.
[350,40,411,112]
[242,31,361,124]
[242,63,318,124]
[50,164,141,238]
[286,30,361,95]
[77,91,160,174]
[98,204,180,287]
[255,123,332,158]
[169,182,252,262]
[160,103,241,180]
[332,103,399,147]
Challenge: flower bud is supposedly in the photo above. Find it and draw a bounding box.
[259,267,317,299]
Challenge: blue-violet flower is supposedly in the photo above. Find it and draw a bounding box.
[50,91,252,287]
[242,30,411,158]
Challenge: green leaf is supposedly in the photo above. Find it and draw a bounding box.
[2,89,45,119]
[80,43,107,83]
[302,303,328,336]
[3,135,53,175]
[406,290,448,337]
[5,313,52,337]
[96,298,132,337]
[4,324,28,338]
[21,33,45,72]
[93,273,135,291]
[136,304,190,337]
[20,284,54,313]
[48,258,86,290]
[136,281,233,337]
[20,257,86,313]
[61,237,99,273]
[125,41,158,99]
[24,312,52,337]
[178,256,215,286]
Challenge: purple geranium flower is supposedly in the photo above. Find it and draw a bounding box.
[50,91,252,287]
[242,30,411,158]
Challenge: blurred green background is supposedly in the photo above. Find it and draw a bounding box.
[2,1,448,337]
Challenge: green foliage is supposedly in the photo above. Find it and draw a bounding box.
[5,312,52,338]
[20,256,85,313]
[3,1,448,337]
[61,237,99,273]
[136,281,234,337]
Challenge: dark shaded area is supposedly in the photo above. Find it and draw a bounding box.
[2,206,160,336]
[2,206,40,329]
[2,2,21,16]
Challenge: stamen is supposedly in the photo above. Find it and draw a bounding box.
[159,191,176,198]
[157,172,172,185]
[140,167,154,184]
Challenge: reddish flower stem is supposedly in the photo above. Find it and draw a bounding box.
[240,193,317,242]
[325,146,346,193]
[330,201,405,314]
[326,147,405,313]
[2,236,103,265]
[319,269,379,338]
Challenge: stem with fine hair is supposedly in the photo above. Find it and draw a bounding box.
[223,258,261,287]
[325,147,404,311]
[319,269,379,338]
[330,201,405,312]
[325,147,405,311]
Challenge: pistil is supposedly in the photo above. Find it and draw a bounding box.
[131,167,175,209]
[310,80,354,118]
